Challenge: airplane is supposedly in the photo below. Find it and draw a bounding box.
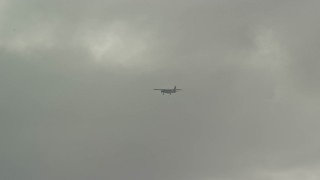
[153,86,182,95]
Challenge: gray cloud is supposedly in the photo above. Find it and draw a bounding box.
[1,1,320,180]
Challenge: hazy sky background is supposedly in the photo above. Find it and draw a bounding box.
[1,0,320,180]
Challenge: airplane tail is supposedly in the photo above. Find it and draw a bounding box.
[174,86,176,92]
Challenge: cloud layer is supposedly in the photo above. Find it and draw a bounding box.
[1,1,320,180]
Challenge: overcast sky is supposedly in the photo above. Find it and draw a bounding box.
[1,0,320,180]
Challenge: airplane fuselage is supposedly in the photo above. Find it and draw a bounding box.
[161,89,177,95]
